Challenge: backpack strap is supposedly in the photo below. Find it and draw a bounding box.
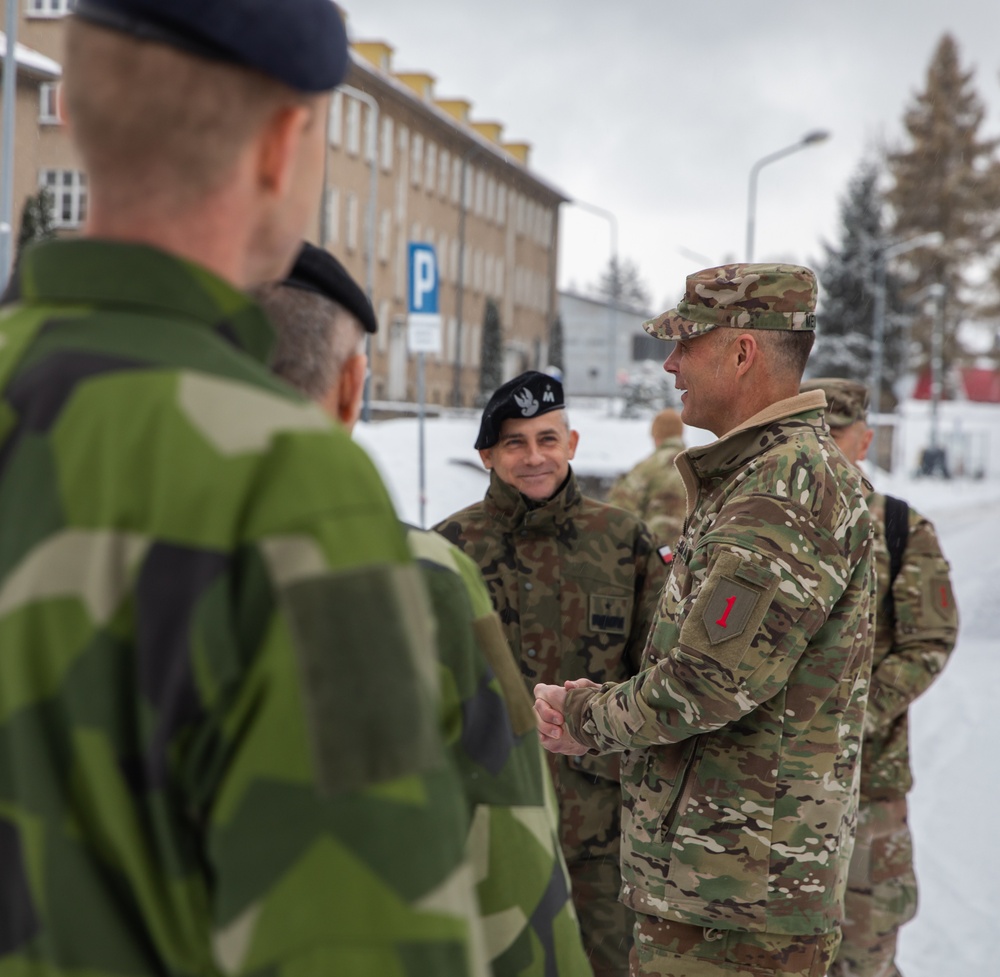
[882,493,910,628]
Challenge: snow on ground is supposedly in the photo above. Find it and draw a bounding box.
[355,405,1000,976]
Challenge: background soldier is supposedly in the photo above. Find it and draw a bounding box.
[607,408,687,550]
[0,3,482,973]
[252,243,593,977]
[435,373,668,977]
[801,378,959,977]
[535,265,875,977]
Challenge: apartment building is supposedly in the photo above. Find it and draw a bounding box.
[4,3,568,407]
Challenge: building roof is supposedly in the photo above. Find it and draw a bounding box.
[0,33,61,81]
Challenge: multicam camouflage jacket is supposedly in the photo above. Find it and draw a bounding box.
[861,492,958,801]
[406,527,592,977]
[435,468,667,788]
[607,436,687,549]
[0,241,484,976]
[563,392,876,936]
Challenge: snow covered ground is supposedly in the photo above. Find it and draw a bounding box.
[355,405,1000,976]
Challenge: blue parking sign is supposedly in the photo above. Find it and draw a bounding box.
[408,242,442,354]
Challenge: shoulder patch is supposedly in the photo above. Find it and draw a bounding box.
[589,593,629,634]
[928,573,955,620]
[657,544,674,565]
[701,577,759,645]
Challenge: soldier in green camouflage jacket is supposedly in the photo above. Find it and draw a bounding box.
[536,266,875,977]
[253,243,593,977]
[607,409,687,549]
[0,5,483,975]
[802,378,959,977]
[435,372,668,977]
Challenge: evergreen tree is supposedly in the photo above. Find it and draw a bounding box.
[886,33,1000,385]
[810,159,910,407]
[594,256,651,310]
[547,313,564,373]
[16,187,55,258]
[479,297,503,399]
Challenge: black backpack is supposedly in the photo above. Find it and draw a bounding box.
[882,494,910,627]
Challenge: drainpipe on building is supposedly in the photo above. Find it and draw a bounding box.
[0,5,20,293]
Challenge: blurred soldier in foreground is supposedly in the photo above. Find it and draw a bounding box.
[534,265,875,977]
[0,3,482,974]
[435,371,668,977]
[802,378,959,977]
[607,408,686,551]
[252,242,593,977]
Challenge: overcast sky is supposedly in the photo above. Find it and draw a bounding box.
[345,1,1000,312]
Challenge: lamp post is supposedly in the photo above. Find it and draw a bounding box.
[333,85,379,421]
[566,198,618,406]
[451,143,483,408]
[745,130,830,262]
[868,231,944,468]
[0,3,20,292]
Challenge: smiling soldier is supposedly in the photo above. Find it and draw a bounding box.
[436,371,668,977]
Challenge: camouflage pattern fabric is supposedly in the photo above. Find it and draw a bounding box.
[829,494,958,977]
[562,391,875,937]
[0,240,485,976]
[406,527,593,977]
[643,264,818,341]
[607,437,687,549]
[630,914,839,977]
[829,798,914,977]
[437,470,668,976]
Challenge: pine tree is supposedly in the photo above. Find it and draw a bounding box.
[547,314,564,373]
[479,297,504,399]
[594,256,651,310]
[16,187,56,258]
[810,159,910,407]
[886,33,1000,385]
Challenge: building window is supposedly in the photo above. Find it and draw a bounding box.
[346,192,359,252]
[426,142,437,195]
[411,134,423,189]
[328,92,343,147]
[474,170,485,216]
[325,187,340,245]
[496,185,507,227]
[38,83,60,124]
[437,232,449,282]
[439,150,450,201]
[495,258,505,296]
[27,0,69,16]
[486,178,496,223]
[345,99,361,156]
[380,117,393,172]
[39,169,86,227]
[378,209,391,263]
[452,157,462,205]
[363,106,376,163]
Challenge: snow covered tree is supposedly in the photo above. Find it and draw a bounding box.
[594,256,651,310]
[479,297,503,400]
[810,159,910,408]
[886,33,1000,382]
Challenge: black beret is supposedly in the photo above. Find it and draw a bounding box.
[476,371,565,450]
[283,242,377,334]
[71,0,349,93]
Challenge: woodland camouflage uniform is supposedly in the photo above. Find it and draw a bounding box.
[0,241,485,976]
[437,469,667,977]
[607,436,686,549]
[803,378,959,977]
[563,266,876,977]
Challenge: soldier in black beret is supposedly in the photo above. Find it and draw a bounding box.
[475,370,566,450]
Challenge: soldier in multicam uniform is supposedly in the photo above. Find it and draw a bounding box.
[435,372,669,977]
[252,243,593,977]
[535,265,876,977]
[0,3,485,975]
[801,378,959,977]
[607,408,687,550]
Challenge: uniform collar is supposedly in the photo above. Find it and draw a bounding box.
[18,239,276,365]
[676,391,828,513]
[484,467,582,533]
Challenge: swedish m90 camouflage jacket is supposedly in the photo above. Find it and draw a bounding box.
[0,241,482,976]
[563,392,875,936]
[607,436,687,549]
[406,527,592,977]
[861,492,958,800]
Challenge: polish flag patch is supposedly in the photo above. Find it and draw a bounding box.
[658,545,674,565]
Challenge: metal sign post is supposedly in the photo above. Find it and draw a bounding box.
[407,242,441,527]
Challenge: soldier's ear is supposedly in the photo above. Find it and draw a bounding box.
[479,448,494,470]
[567,429,579,459]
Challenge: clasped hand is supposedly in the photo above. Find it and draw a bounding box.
[532,678,600,756]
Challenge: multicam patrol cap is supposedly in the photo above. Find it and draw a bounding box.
[71,0,350,92]
[475,371,564,450]
[643,263,818,341]
[800,377,870,429]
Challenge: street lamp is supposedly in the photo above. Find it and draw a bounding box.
[565,199,618,406]
[0,3,21,293]
[868,230,944,468]
[745,130,830,262]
